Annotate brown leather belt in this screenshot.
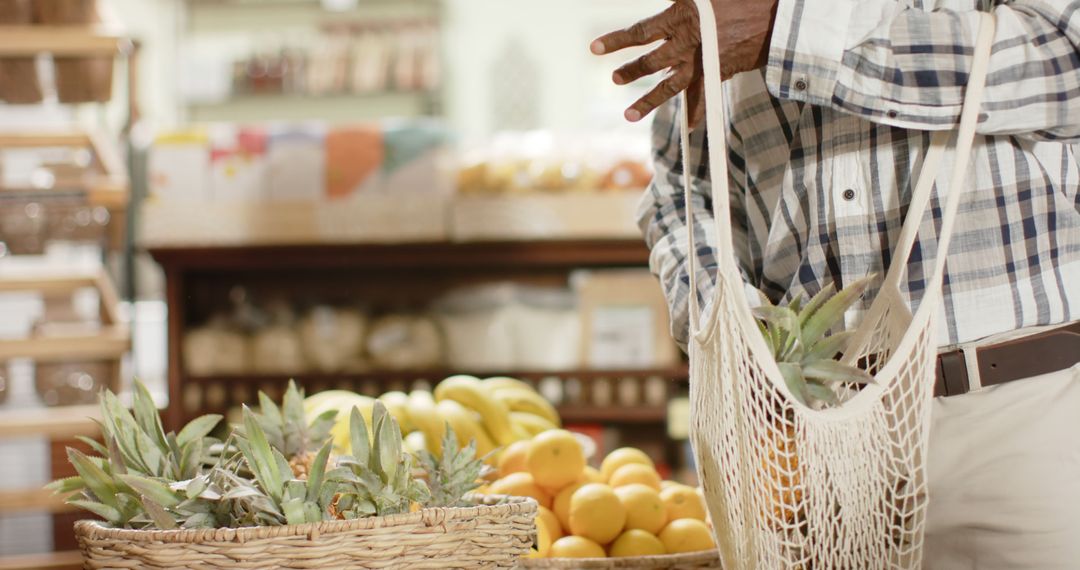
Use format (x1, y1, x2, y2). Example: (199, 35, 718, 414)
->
(934, 321, 1080, 397)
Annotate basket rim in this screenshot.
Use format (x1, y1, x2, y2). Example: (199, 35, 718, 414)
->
(75, 494, 537, 545)
(519, 549, 720, 568)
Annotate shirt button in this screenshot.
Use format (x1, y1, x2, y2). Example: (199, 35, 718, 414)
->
(842, 189, 856, 201)
(794, 79, 808, 91)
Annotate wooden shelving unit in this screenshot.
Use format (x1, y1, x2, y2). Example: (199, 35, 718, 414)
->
(0, 25, 127, 56)
(147, 239, 685, 432)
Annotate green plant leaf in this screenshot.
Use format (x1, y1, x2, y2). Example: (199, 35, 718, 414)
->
(802, 359, 874, 385)
(68, 499, 123, 524)
(67, 448, 119, 509)
(804, 381, 841, 406)
(75, 436, 109, 457)
(305, 440, 334, 503)
(375, 402, 401, 483)
(802, 330, 855, 364)
(800, 275, 875, 349)
(282, 497, 307, 526)
(118, 474, 181, 508)
(185, 476, 208, 500)
(777, 362, 809, 407)
(240, 407, 284, 502)
(182, 512, 216, 529)
(45, 476, 85, 494)
(132, 380, 168, 452)
(799, 282, 838, 327)
(177, 414, 223, 448)
(139, 495, 177, 530)
(349, 407, 370, 467)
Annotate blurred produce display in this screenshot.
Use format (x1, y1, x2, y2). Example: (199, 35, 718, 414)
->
(456, 132, 652, 195)
(148, 121, 451, 203)
(181, 276, 677, 377)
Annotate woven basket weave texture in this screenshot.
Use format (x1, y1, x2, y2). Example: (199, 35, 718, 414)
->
(75, 495, 537, 569)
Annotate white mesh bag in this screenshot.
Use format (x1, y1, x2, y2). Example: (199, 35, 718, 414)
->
(681, 4, 996, 568)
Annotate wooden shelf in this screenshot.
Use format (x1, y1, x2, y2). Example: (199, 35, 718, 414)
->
(0, 488, 75, 515)
(0, 405, 100, 439)
(559, 406, 667, 424)
(0, 551, 82, 570)
(0, 26, 126, 57)
(188, 367, 688, 385)
(186, 91, 437, 123)
(148, 239, 651, 271)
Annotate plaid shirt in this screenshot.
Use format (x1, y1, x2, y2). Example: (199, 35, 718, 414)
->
(638, 0, 1080, 350)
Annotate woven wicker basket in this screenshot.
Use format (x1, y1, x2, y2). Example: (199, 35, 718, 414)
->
(518, 550, 721, 569)
(75, 495, 537, 569)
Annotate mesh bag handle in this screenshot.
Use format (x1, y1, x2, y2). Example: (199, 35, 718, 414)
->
(682, 7, 996, 372)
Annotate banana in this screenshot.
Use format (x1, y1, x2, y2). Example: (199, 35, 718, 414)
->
(510, 411, 559, 437)
(436, 399, 497, 457)
(434, 375, 517, 446)
(378, 391, 414, 433)
(482, 376, 536, 394)
(303, 391, 375, 454)
(493, 387, 561, 427)
(407, 390, 445, 456)
(403, 430, 427, 455)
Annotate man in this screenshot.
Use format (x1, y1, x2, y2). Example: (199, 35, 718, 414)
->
(592, 0, 1080, 567)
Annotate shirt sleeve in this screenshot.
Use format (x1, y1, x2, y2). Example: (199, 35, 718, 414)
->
(636, 97, 758, 353)
(765, 0, 1080, 142)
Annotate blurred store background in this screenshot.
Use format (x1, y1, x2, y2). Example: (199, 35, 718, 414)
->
(0, 0, 690, 565)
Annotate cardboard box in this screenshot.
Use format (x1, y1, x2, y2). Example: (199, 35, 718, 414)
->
(574, 269, 680, 369)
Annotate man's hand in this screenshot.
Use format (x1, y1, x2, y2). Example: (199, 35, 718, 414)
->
(591, 0, 779, 127)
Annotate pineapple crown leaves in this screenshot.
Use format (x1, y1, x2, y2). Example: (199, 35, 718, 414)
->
(249, 380, 336, 459)
(331, 403, 430, 518)
(755, 275, 877, 408)
(234, 405, 337, 526)
(46, 381, 223, 528)
(418, 425, 492, 508)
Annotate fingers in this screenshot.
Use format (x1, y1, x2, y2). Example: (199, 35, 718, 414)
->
(625, 63, 695, 122)
(613, 40, 685, 86)
(591, 7, 674, 55)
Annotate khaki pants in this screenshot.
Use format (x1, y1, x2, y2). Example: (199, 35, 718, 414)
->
(924, 362, 1080, 568)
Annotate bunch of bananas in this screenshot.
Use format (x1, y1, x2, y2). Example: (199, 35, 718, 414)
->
(304, 375, 561, 463)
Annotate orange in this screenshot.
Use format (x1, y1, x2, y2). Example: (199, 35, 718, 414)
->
(608, 529, 666, 557)
(552, 481, 586, 531)
(609, 463, 662, 491)
(527, 429, 586, 491)
(659, 518, 715, 553)
(615, 483, 667, 535)
(489, 472, 552, 509)
(549, 536, 606, 558)
(568, 483, 627, 545)
(600, 448, 654, 481)
(535, 514, 553, 557)
(581, 466, 604, 484)
(498, 440, 532, 477)
(537, 506, 564, 540)
(660, 485, 707, 521)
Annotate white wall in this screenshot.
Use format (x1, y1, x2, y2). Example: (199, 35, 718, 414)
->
(442, 0, 665, 141)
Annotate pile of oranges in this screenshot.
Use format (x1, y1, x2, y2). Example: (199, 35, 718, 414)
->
(479, 430, 716, 559)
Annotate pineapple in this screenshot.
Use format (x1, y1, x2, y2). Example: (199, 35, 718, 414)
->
(417, 426, 493, 508)
(247, 380, 336, 479)
(752, 276, 875, 526)
(50, 381, 486, 531)
(233, 406, 337, 526)
(329, 403, 430, 518)
(45, 380, 227, 529)
(754, 275, 875, 408)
